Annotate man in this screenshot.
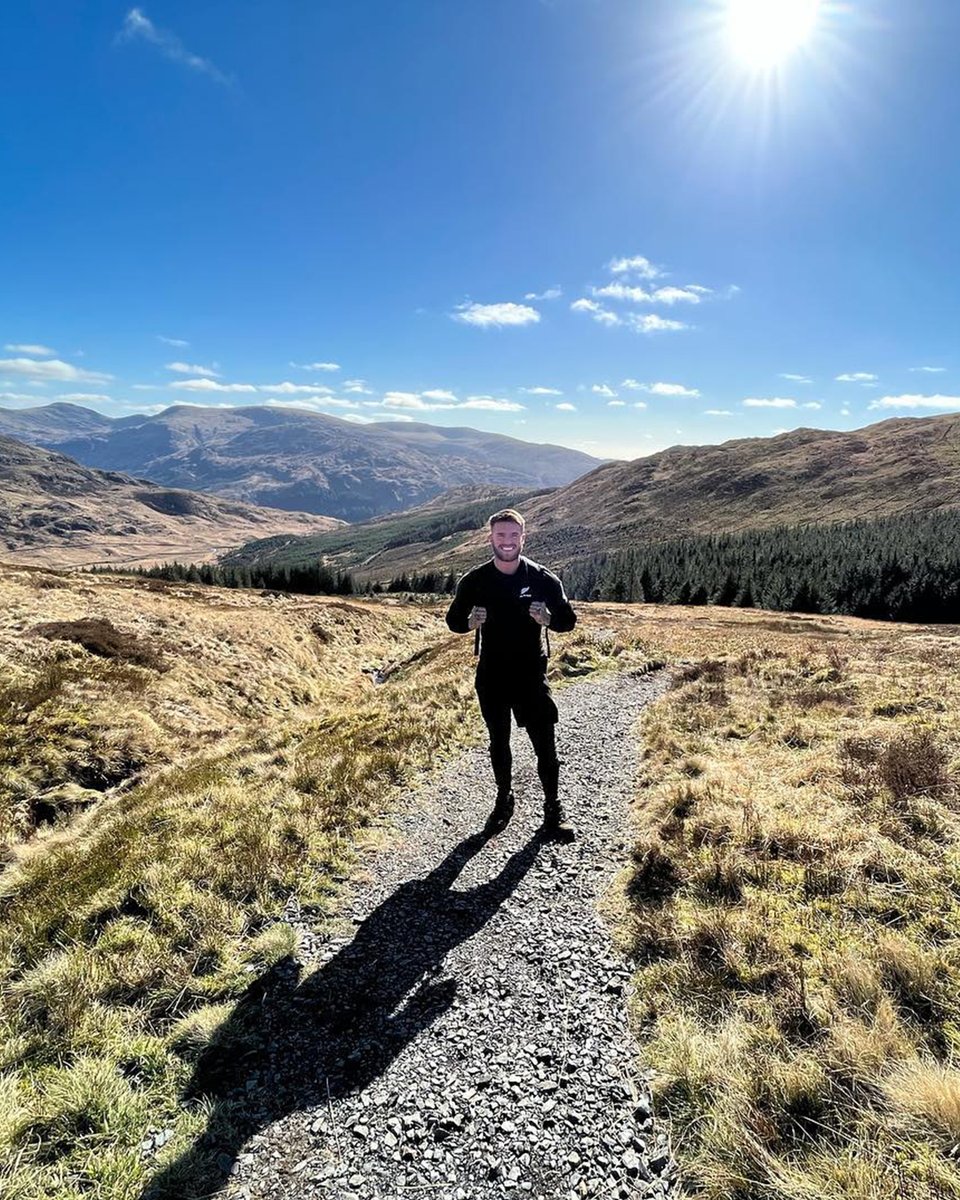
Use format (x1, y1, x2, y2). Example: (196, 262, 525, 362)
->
(445, 509, 577, 841)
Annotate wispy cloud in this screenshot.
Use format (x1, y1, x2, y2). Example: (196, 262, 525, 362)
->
(909, 365, 946, 374)
(802, 402, 823, 410)
(289, 361, 341, 372)
(4, 343, 56, 356)
(377, 391, 524, 413)
(520, 386, 563, 396)
(421, 389, 458, 402)
(157, 335, 189, 347)
(343, 379, 374, 395)
(607, 254, 662, 279)
(117, 9, 231, 86)
(262, 397, 358, 411)
(258, 382, 335, 396)
(56, 393, 114, 403)
(170, 378, 257, 393)
(0, 357, 112, 384)
(704, 409, 733, 416)
(780, 373, 813, 383)
(835, 372, 877, 383)
(0, 392, 44, 405)
(743, 397, 798, 408)
(166, 361, 220, 377)
(461, 396, 524, 412)
(867, 394, 960, 411)
(607, 400, 626, 407)
(626, 381, 700, 398)
(591, 384, 617, 398)
(556, 402, 577, 412)
(592, 283, 702, 306)
(452, 302, 540, 328)
(626, 313, 687, 334)
(524, 287, 562, 301)
(570, 298, 619, 327)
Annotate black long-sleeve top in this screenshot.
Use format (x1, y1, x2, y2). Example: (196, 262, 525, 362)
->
(445, 556, 576, 673)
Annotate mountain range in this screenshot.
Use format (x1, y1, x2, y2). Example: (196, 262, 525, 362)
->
(0, 403, 602, 522)
(223, 414, 960, 582)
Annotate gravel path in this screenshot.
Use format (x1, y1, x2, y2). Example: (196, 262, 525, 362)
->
(149, 668, 675, 1200)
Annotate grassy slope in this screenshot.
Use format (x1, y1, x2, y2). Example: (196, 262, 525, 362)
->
(3, 569, 960, 1199)
(0, 567, 638, 1200)
(617, 607, 960, 1199)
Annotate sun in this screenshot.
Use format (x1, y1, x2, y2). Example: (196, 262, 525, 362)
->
(726, 0, 821, 69)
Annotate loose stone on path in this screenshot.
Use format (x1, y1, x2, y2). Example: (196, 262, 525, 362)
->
(221, 670, 676, 1199)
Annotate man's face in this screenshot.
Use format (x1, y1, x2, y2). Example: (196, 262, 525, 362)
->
(489, 520, 524, 563)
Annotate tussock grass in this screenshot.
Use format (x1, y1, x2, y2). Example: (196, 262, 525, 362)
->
(0, 569, 639, 1196)
(625, 610, 960, 1197)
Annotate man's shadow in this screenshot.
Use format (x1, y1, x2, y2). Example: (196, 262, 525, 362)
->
(144, 829, 546, 1199)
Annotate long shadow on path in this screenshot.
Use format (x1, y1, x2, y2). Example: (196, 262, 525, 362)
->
(144, 829, 546, 1198)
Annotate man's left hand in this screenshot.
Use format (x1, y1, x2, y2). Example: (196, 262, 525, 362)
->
(529, 601, 551, 627)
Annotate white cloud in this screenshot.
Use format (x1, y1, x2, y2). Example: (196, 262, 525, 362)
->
(592, 283, 653, 303)
(462, 396, 525, 411)
(56, 393, 114, 403)
(743, 397, 798, 408)
(608, 254, 661, 279)
(170, 378, 257, 393)
(117, 8, 231, 85)
(343, 380, 374, 394)
(421, 389, 458, 402)
(452, 302, 540, 328)
(258, 382, 335, 395)
(704, 409, 733, 416)
(607, 400, 626, 407)
(639, 382, 700, 398)
(555, 402, 577, 412)
(780, 373, 813, 383)
(909, 366, 946, 373)
(132, 384, 162, 390)
(841, 408, 851, 416)
(520, 386, 563, 396)
(342, 413, 377, 424)
(524, 287, 562, 301)
(382, 392, 425, 409)
(632, 401, 648, 409)
(570, 298, 620, 327)
(591, 384, 617, 398)
(0, 392, 43, 405)
(157, 335, 189, 347)
(626, 313, 687, 334)
(289, 361, 341, 372)
(835, 372, 878, 383)
(802, 402, 823, 410)
(0, 357, 112, 383)
(651, 287, 702, 305)
(166, 361, 220, 377)
(867, 394, 960, 411)
(4, 343, 57, 356)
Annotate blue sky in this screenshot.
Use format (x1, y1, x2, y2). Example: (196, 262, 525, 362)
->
(2, 0, 958, 460)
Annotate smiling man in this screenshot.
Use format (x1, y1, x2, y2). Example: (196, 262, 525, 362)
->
(445, 509, 577, 841)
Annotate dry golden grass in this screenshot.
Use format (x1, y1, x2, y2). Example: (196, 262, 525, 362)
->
(619, 604, 960, 1199)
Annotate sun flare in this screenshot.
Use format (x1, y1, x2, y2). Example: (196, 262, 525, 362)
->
(726, 0, 821, 68)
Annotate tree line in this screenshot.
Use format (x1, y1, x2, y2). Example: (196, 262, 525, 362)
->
(558, 508, 960, 623)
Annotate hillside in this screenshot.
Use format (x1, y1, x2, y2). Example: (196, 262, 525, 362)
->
(2, 561, 959, 1199)
(0, 435, 340, 567)
(0, 402, 603, 521)
(226, 414, 960, 584)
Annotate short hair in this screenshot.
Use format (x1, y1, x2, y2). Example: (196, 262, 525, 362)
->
(488, 508, 525, 531)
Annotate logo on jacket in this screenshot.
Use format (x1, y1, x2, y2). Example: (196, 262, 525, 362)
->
(519, 586, 531, 597)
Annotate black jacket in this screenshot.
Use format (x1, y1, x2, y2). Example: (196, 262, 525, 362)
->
(445, 557, 576, 672)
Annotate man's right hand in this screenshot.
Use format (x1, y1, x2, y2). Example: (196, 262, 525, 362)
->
(467, 606, 487, 630)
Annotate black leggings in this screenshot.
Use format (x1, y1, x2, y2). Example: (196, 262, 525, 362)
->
(476, 673, 560, 801)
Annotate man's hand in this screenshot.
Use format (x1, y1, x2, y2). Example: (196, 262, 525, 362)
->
(529, 601, 551, 627)
(467, 606, 487, 630)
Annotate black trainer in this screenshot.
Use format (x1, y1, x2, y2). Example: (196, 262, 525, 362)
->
(542, 800, 575, 843)
(483, 790, 515, 835)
